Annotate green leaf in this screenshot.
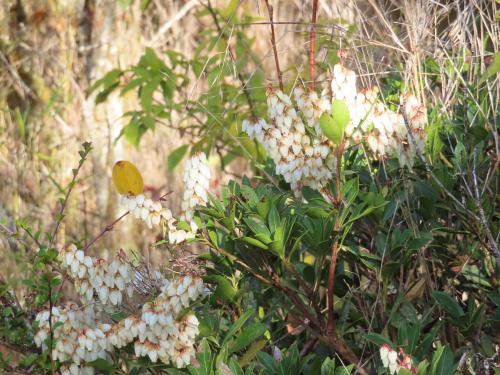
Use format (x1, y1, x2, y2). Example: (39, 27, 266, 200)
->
(331, 99, 350, 129)
(229, 322, 267, 353)
(121, 77, 144, 95)
(123, 120, 146, 147)
(399, 369, 413, 375)
(241, 236, 268, 250)
(222, 310, 253, 347)
(416, 360, 430, 375)
(239, 339, 267, 368)
(430, 346, 445, 375)
(140, 75, 162, 112)
(220, 0, 238, 18)
(334, 364, 354, 375)
(88, 358, 114, 372)
(433, 346, 457, 375)
(320, 113, 342, 145)
(203, 275, 236, 301)
(243, 216, 271, 237)
(319, 100, 350, 145)
(228, 358, 245, 375)
(166, 369, 186, 375)
(188, 339, 213, 375)
(89, 68, 122, 94)
(321, 357, 336, 375)
(432, 291, 464, 319)
(143, 47, 168, 73)
(168, 145, 189, 171)
(267, 205, 279, 233)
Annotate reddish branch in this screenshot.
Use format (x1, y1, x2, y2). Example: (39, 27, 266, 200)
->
(264, 0, 284, 91)
(327, 143, 345, 335)
(309, 0, 319, 90)
(83, 211, 130, 251)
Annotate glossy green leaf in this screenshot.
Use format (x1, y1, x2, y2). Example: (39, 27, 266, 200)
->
(167, 144, 189, 171)
(432, 291, 464, 319)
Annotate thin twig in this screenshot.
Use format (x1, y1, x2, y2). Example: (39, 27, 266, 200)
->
(83, 211, 130, 252)
(263, 0, 284, 91)
(149, 0, 200, 46)
(236, 21, 345, 32)
(309, 0, 319, 90)
(48, 144, 91, 249)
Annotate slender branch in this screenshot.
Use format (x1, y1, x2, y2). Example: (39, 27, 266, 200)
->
(327, 144, 345, 334)
(309, 0, 319, 90)
(83, 211, 130, 252)
(235, 21, 345, 31)
(263, 0, 284, 91)
(327, 241, 339, 334)
(49, 142, 92, 249)
(283, 259, 324, 327)
(299, 337, 318, 357)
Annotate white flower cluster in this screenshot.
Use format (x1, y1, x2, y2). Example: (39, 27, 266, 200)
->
(59, 245, 133, 305)
(243, 88, 335, 195)
(107, 274, 206, 367)
(169, 151, 211, 244)
(329, 64, 427, 168)
(120, 193, 173, 229)
(293, 86, 330, 135)
(379, 344, 414, 374)
(243, 64, 427, 188)
(34, 275, 207, 372)
(34, 304, 108, 370)
(60, 364, 95, 375)
(180, 152, 210, 223)
(119, 152, 210, 245)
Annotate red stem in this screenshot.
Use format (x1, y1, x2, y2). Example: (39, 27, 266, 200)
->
(264, 0, 284, 91)
(309, 0, 318, 90)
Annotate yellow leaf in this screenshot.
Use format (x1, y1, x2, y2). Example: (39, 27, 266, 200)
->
(112, 160, 144, 196)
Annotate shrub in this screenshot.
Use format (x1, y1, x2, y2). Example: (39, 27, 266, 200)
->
(1, 1, 498, 375)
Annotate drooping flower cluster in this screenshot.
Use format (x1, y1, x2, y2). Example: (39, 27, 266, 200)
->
(59, 364, 95, 375)
(59, 245, 134, 305)
(34, 274, 207, 372)
(242, 64, 427, 191)
(180, 152, 210, 224)
(34, 304, 108, 370)
(120, 193, 173, 229)
(106, 274, 206, 367)
(293, 85, 330, 136)
(118, 152, 210, 245)
(243, 88, 334, 195)
(329, 64, 427, 168)
(380, 344, 416, 374)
